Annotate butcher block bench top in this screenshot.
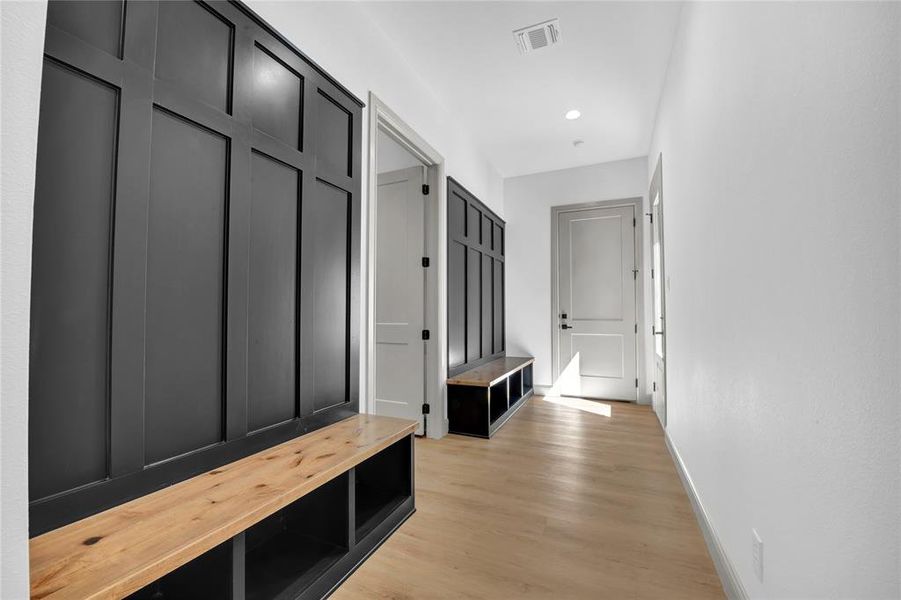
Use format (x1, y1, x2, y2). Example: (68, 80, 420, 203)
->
(446, 356, 534, 388)
(30, 414, 417, 600)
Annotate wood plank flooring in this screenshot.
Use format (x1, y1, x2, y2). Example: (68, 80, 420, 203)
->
(334, 395, 723, 600)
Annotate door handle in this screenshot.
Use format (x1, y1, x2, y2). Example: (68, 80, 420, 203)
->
(561, 324, 572, 330)
(652, 325, 664, 335)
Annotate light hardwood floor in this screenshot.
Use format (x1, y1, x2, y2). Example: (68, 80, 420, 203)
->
(334, 395, 724, 600)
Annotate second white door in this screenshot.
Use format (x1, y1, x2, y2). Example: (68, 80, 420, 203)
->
(556, 204, 637, 400)
(375, 166, 426, 431)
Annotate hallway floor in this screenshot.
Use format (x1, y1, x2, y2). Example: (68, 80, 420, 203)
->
(334, 396, 724, 599)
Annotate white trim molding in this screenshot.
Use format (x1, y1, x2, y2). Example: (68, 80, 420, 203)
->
(366, 92, 448, 439)
(665, 431, 749, 600)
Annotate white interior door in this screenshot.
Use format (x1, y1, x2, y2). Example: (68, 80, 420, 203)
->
(556, 205, 637, 400)
(375, 166, 426, 431)
(651, 180, 667, 426)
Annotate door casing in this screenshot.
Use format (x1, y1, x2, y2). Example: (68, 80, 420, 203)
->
(550, 197, 647, 403)
(649, 154, 667, 426)
(366, 93, 447, 438)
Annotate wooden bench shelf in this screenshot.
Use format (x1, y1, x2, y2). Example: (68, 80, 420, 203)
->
(447, 357, 534, 438)
(30, 415, 417, 600)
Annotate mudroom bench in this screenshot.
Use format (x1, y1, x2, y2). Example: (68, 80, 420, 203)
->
(29, 415, 416, 600)
(447, 357, 534, 438)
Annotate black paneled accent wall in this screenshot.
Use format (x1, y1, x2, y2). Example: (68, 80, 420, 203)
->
(447, 178, 505, 377)
(29, 0, 363, 535)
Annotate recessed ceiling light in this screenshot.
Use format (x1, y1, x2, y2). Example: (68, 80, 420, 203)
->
(565, 109, 581, 120)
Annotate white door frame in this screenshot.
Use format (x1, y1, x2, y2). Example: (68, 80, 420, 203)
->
(366, 92, 447, 438)
(648, 154, 667, 425)
(550, 197, 647, 403)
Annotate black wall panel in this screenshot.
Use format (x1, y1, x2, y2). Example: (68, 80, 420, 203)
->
(29, 59, 119, 500)
(248, 152, 299, 432)
(481, 254, 493, 357)
(145, 109, 228, 465)
(46, 0, 123, 58)
(252, 44, 302, 150)
(317, 91, 352, 177)
(448, 242, 467, 369)
(493, 259, 505, 354)
(446, 178, 505, 377)
(466, 247, 481, 363)
(30, 0, 363, 535)
(303, 181, 349, 413)
(155, 1, 234, 113)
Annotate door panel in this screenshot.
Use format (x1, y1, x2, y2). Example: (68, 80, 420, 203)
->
(557, 205, 637, 400)
(375, 166, 426, 429)
(570, 215, 624, 320)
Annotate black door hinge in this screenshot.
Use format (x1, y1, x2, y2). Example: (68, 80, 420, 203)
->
(653, 381, 657, 392)
(635, 378, 639, 388)
(422, 403, 431, 415)
(634, 323, 638, 334)
(422, 329, 430, 340)
(633, 217, 636, 227)
(422, 256, 430, 268)
(422, 184, 430, 195)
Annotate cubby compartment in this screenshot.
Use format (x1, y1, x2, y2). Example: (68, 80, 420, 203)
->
(245, 475, 349, 600)
(126, 539, 233, 600)
(488, 380, 508, 425)
(522, 364, 533, 395)
(508, 369, 523, 406)
(355, 437, 412, 541)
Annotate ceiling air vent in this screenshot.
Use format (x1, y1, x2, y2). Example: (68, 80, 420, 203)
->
(513, 19, 561, 55)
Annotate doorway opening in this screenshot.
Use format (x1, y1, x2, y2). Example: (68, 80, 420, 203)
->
(549, 198, 645, 402)
(366, 93, 446, 438)
(648, 154, 667, 426)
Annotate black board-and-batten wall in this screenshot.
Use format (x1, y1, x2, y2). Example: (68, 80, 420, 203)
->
(29, 0, 363, 535)
(446, 177, 506, 378)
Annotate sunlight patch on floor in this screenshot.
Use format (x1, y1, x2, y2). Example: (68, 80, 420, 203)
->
(542, 395, 612, 417)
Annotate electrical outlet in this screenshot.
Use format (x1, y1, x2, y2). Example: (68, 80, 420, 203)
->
(752, 529, 764, 582)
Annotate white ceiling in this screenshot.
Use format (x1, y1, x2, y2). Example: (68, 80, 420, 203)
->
(360, 2, 682, 178)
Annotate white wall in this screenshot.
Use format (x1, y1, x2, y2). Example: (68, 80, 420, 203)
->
(504, 158, 649, 390)
(649, 3, 900, 598)
(0, 2, 47, 596)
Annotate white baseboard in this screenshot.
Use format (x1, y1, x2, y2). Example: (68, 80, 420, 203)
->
(534, 385, 552, 396)
(664, 431, 749, 600)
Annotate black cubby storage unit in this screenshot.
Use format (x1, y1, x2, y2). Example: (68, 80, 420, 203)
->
(447, 359, 534, 438)
(124, 436, 415, 600)
(30, 0, 364, 536)
(446, 177, 505, 378)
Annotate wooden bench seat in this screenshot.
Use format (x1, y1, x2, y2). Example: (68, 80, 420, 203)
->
(446, 356, 534, 387)
(30, 415, 416, 600)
